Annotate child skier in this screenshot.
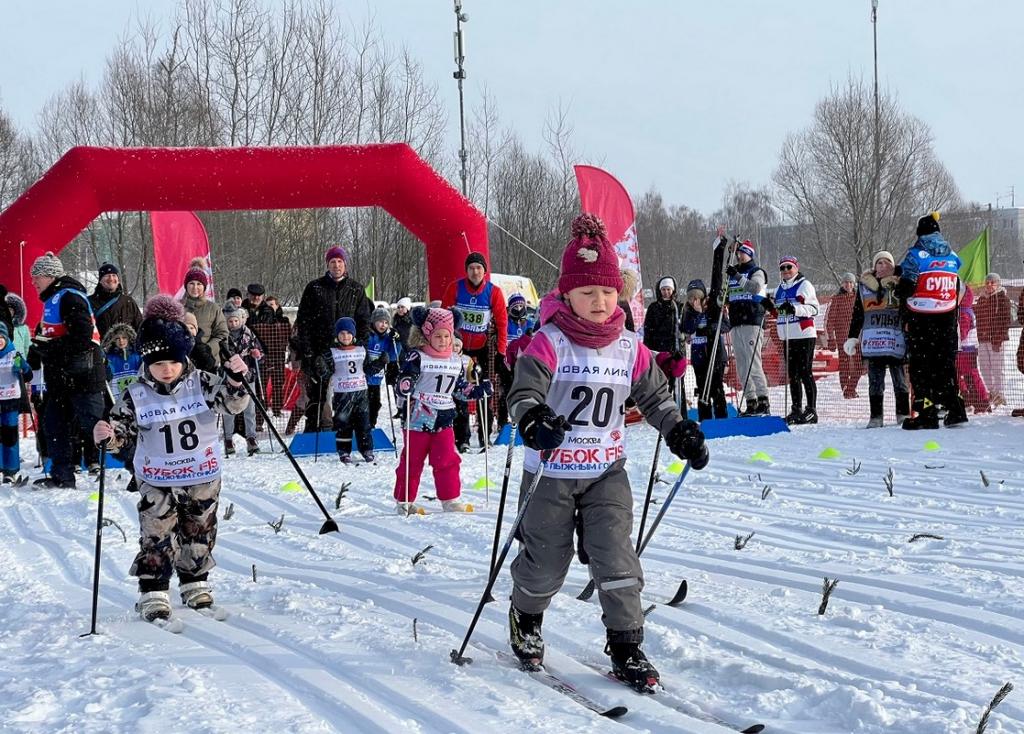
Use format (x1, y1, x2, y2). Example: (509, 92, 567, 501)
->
(320, 317, 387, 464)
(0, 323, 32, 483)
(681, 279, 730, 420)
(393, 306, 491, 514)
(222, 304, 263, 456)
(957, 286, 990, 413)
(92, 295, 250, 623)
(366, 307, 402, 429)
(506, 214, 709, 689)
(103, 323, 142, 397)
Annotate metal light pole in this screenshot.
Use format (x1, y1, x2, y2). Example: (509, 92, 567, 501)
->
(871, 0, 881, 249)
(453, 1, 469, 196)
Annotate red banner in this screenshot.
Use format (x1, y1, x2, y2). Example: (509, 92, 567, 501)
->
(150, 211, 214, 298)
(573, 165, 644, 328)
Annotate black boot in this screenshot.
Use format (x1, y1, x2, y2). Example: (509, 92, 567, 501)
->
(866, 395, 884, 428)
(801, 407, 818, 424)
(784, 404, 805, 425)
(895, 391, 910, 424)
(902, 399, 939, 430)
(740, 398, 758, 417)
(509, 605, 544, 669)
(943, 396, 969, 427)
(755, 395, 770, 415)
(606, 634, 660, 692)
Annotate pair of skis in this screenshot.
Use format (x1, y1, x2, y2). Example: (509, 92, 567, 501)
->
(497, 649, 765, 732)
(144, 605, 229, 634)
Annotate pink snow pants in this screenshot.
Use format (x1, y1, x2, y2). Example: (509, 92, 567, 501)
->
(394, 427, 462, 503)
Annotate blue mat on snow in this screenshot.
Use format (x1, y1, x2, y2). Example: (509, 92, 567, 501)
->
(288, 429, 396, 456)
(685, 403, 739, 421)
(698, 415, 789, 439)
(494, 423, 523, 446)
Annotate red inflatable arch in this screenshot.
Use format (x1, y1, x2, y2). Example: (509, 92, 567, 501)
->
(0, 144, 488, 325)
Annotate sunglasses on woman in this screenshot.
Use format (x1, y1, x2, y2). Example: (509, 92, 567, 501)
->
(779, 264, 794, 271)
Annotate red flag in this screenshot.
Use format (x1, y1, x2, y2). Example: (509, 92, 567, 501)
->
(573, 166, 644, 327)
(150, 211, 214, 298)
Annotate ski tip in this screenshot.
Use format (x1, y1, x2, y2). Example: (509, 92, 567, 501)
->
(464, 503, 475, 513)
(602, 705, 629, 718)
(741, 726, 765, 733)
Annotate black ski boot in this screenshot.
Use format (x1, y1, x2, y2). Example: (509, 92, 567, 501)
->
(943, 398, 969, 427)
(755, 395, 770, 415)
(739, 398, 758, 417)
(784, 406, 805, 425)
(866, 395, 884, 428)
(802, 407, 818, 424)
(902, 401, 940, 430)
(509, 605, 544, 669)
(606, 639, 660, 692)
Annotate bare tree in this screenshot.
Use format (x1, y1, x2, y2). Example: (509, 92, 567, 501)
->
(774, 77, 961, 281)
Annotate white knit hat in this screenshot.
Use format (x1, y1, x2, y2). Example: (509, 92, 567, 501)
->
(397, 297, 413, 309)
(873, 250, 895, 267)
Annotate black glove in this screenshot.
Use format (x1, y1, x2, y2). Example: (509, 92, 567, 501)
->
(313, 352, 334, 382)
(666, 420, 709, 470)
(777, 301, 796, 316)
(671, 349, 685, 362)
(725, 265, 738, 278)
(519, 404, 570, 451)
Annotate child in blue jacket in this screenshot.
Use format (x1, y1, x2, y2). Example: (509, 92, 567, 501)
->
(0, 323, 32, 482)
(366, 307, 402, 428)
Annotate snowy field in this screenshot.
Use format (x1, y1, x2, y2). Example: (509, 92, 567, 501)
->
(2, 417, 1024, 733)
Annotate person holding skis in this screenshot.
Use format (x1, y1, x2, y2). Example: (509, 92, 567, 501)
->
(393, 306, 491, 514)
(774, 256, 820, 425)
(92, 295, 250, 624)
(506, 213, 709, 690)
(726, 240, 772, 416)
(845, 250, 910, 427)
(317, 317, 387, 464)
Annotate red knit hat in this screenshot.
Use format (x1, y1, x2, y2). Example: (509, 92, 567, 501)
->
(779, 255, 799, 268)
(183, 266, 209, 290)
(558, 214, 623, 294)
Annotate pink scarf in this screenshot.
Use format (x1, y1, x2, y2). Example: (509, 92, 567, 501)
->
(420, 342, 452, 360)
(541, 292, 625, 349)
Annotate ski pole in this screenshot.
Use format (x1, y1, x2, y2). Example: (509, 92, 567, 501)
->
(577, 460, 692, 602)
(314, 378, 324, 464)
(81, 442, 108, 637)
(224, 345, 339, 533)
(480, 371, 491, 505)
(702, 237, 737, 405)
(451, 447, 555, 666)
(385, 376, 397, 446)
(253, 358, 273, 453)
(738, 310, 769, 410)
(484, 425, 517, 604)
(634, 433, 663, 554)
(403, 390, 412, 509)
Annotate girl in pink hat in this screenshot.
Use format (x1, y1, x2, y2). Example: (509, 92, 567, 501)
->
(393, 306, 491, 514)
(505, 213, 709, 690)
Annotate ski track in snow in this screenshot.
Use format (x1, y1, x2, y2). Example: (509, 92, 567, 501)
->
(2, 418, 1024, 732)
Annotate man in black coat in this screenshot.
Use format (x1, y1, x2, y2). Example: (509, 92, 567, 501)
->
(88, 262, 143, 338)
(28, 252, 107, 488)
(242, 283, 278, 325)
(295, 246, 373, 431)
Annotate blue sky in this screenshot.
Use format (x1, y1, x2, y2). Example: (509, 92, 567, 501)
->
(1, 1, 1020, 214)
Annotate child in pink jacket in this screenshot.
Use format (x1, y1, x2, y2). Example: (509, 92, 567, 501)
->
(393, 307, 491, 515)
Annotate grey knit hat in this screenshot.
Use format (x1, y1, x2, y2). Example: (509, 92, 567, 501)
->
(841, 272, 857, 284)
(371, 306, 391, 326)
(223, 303, 247, 323)
(30, 251, 65, 279)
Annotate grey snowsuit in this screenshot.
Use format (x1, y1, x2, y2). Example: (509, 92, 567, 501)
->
(108, 363, 249, 591)
(507, 324, 685, 638)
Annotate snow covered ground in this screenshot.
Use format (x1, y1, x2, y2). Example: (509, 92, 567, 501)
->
(3, 417, 1024, 733)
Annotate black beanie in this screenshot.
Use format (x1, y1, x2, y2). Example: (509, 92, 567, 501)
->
(465, 252, 487, 272)
(916, 212, 940, 237)
(137, 318, 194, 366)
(98, 262, 120, 278)
(226, 287, 243, 300)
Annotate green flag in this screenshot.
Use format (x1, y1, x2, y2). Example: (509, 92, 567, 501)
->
(365, 276, 375, 301)
(957, 228, 989, 286)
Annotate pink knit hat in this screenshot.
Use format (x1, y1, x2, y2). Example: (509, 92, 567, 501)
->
(779, 255, 799, 268)
(558, 214, 623, 294)
(419, 307, 455, 339)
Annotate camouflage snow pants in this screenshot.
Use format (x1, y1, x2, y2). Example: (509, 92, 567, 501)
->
(130, 478, 221, 589)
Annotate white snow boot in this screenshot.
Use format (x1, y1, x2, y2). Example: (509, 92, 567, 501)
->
(442, 499, 469, 512)
(180, 581, 214, 609)
(396, 501, 425, 516)
(136, 590, 172, 621)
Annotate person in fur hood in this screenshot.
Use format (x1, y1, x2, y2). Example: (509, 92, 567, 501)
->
(846, 250, 910, 427)
(103, 323, 142, 398)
